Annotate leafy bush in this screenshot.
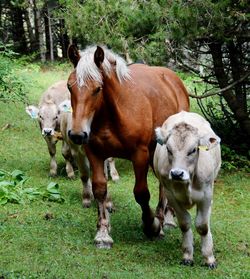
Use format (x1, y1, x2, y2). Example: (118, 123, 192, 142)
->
(221, 145, 250, 172)
(0, 169, 64, 205)
(0, 50, 28, 103)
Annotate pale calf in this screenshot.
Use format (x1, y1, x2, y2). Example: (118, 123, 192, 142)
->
(26, 80, 74, 178)
(153, 111, 221, 268)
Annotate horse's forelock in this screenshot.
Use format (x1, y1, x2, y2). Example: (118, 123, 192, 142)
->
(76, 45, 131, 87)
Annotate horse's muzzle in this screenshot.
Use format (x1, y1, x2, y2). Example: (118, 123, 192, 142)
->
(68, 130, 88, 145)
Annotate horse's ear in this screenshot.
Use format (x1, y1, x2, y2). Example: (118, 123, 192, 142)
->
(94, 46, 104, 68)
(68, 44, 80, 68)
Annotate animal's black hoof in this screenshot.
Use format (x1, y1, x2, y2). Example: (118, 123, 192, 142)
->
(205, 262, 217, 269)
(181, 259, 194, 266)
(143, 218, 161, 238)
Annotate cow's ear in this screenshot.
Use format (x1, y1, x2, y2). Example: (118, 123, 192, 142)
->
(94, 46, 104, 68)
(199, 134, 221, 150)
(58, 100, 72, 113)
(155, 127, 170, 145)
(25, 105, 39, 119)
(68, 44, 80, 68)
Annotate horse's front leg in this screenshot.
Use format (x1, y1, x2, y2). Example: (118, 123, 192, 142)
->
(155, 183, 176, 236)
(86, 149, 113, 248)
(132, 148, 161, 238)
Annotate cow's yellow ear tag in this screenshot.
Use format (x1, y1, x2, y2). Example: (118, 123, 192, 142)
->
(198, 145, 209, 151)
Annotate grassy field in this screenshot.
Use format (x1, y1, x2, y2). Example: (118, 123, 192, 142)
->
(0, 64, 249, 278)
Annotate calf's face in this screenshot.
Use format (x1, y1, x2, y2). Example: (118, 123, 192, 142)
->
(165, 123, 199, 182)
(156, 122, 220, 183)
(26, 103, 60, 137)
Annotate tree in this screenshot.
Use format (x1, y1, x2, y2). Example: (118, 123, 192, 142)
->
(164, 0, 249, 150)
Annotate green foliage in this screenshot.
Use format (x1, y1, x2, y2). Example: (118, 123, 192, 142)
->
(221, 145, 250, 172)
(58, 0, 168, 64)
(0, 170, 64, 205)
(0, 54, 28, 103)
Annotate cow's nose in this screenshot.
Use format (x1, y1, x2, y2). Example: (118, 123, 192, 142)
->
(43, 128, 53, 136)
(170, 169, 184, 180)
(68, 130, 88, 145)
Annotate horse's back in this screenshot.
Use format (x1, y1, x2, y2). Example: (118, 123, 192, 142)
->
(128, 64, 189, 126)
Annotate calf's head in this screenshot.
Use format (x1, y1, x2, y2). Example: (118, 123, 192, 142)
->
(26, 96, 60, 137)
(155, 122, 220, 183)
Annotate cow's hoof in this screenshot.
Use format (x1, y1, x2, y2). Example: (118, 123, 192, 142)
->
(111, 173, 119, 182)
(94, 230, 113, 249)
(106, 201, 114, 213)
(181, 259, 194, 266)
(205, 262, 217, 269)
(67, 173, 75, 180)
(49, 172, 57, 177)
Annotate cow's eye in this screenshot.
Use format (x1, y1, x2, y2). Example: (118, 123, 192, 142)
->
(187, 148, 196, 156)
(39, 115, 44, 120)
(167, 147, 173, 156)
(53, 116, 58, 121)
(92, 87, 101, 96)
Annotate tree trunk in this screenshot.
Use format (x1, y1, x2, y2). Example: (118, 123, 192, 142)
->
(36, 6, 46, 62)
(209, 42, 250, 138)
(11, 5, 27, 54)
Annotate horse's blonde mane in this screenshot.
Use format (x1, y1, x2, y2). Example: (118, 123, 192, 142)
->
(76, 45, 131, 87)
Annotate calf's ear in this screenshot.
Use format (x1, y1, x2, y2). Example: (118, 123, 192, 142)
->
(68, 44, 80, 68)
(25, 105, 39, 119)
(155, 127, 170, 145)
(199, 134, 221, 150)
(58, 100, 72, 113)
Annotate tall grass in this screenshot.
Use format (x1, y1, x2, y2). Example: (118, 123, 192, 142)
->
(0, 63, 249, 279)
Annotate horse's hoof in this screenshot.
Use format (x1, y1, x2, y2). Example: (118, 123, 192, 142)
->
(143, 217, 161, 238)
(82, 199, 91, 208)
(181, 259, 194, 266)
(94, 231, 113, 249)
(95, 241, 113, 249)
(205, 262, 217, 269)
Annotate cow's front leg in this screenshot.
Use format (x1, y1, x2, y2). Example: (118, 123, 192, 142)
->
(196, 199, 216, 269)
(45, 137, 57, 177)
(108, 157, 120, 182)
(62, 140, 75, 179)
(170, 197, 194, 265)
(132, 148, 160, 238)
(86, 149, 113, 248)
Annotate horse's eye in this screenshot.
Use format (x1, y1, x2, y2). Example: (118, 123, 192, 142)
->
(187, 148, 197, 156)
(92, 87, 101, 96)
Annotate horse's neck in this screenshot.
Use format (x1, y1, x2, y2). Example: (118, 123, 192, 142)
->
(102, 74, 126, 118)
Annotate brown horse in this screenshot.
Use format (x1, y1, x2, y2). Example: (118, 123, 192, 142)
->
(67, 45, 190, 248)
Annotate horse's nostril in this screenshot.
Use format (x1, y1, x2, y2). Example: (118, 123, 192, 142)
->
(68, 130, 88, 145)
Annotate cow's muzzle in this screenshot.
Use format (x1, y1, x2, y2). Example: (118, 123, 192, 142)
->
(68, 130, 88, 145)
(43, 128, 54, 137)
(169, 168, 190, 181)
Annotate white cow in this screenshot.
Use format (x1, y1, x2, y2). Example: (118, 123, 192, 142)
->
(153, 111, 221, 268)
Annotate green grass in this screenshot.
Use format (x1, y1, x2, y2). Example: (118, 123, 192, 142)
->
(0, 65, 249, 278)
